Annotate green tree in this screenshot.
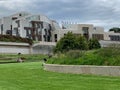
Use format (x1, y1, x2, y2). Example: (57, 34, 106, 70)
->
(76, 36, 88, 50)
(88, 38, 101, 50)
(109, 27, 120, 33)
(54, 32, 76, 52)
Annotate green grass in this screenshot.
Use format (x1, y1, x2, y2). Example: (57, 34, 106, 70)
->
(47, 49, 120, 66)
(0, 62, 120, 90)
(0, 54, 47, 63)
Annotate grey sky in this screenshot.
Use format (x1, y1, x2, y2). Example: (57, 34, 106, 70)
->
(0, 0, 120, 31)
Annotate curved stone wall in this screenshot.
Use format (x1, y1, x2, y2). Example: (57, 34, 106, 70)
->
(44, 64, 120, 76)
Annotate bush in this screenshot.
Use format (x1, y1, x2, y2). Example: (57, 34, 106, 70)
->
(88, 38, 101, 50)
(66, 50, 85, 59)
(54, 32, 101, 53)
(96, 44, 120, 58)
(76, 36, 88, 50)
(54, 32, 76, 52)
(47, 48, 120, 66)
(0, 35, 33, 45)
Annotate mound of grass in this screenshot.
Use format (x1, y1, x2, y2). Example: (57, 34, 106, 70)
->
(0, 54, 47, 63)
(47, 48, 120, 66)
(0, 62, 119, 90)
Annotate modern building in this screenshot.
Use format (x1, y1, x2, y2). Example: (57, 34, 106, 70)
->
(52, 24, 105, 42)
(0, 12, 120, 43)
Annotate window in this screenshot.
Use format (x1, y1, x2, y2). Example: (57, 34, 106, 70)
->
(54, 34, 57, 42)
(11, 25, 12, 30)
(109, 35, 120, 41)
(92, 34, 104, 40)
(12, 17, 17, 20)
(6, 30, 12, 35)
(16, 20, 20, 27)
(82, 27, 89, 34)
(19, 14, 22, 16)
(1, 24, 3, 34)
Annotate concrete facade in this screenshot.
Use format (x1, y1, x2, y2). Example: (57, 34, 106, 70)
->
(0, 12, 120, 47)
(44, 64, 120, 76)
(52, 24, 105, 42)
(0, 42, 30, 54)
(0, 42, 55, 54)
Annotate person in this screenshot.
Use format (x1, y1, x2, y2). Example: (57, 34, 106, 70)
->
(42, 58, 47, 66)
(17, 53, 23, 63)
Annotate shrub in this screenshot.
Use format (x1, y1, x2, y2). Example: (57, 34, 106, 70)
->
(76, 36, 88, 50)
(96, 44, 120, 58)
(55, 32, 76, 52)
(88, 38, 101, 50)
(66, 50, 85, 59)
(0, 35, 33, 45)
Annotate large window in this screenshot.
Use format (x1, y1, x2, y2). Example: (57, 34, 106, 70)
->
(109, 35, 120, 41)
(54, 34, 57, 42)
(1, 24, 3, 34)
(16, 20, 20, 27)
(92, 34, 104, 40)
(82, 27, 89, 34)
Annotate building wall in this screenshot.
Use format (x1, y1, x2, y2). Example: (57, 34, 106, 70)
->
(0, 42, 55, 55)
(0, 12, 120, 42)
(0, 17, 12, 35)
(52, 24, 105, 42)
(32, 45, 54, 54)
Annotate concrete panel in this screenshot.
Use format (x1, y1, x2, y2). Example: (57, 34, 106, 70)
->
(44, 64, 120, 76)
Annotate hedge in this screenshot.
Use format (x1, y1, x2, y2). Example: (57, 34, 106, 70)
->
(0, 35, 33, 45)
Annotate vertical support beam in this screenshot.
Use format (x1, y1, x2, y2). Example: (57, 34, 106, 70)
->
(29, 45, 33, 54)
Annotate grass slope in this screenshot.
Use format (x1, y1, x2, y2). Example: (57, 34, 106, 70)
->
(0, 62, 120, 90)
(0, 54, 47, 63)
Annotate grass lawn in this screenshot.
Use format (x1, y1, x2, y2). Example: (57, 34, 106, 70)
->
(0, 62, 119, 90)
(0, 54, 47, 63)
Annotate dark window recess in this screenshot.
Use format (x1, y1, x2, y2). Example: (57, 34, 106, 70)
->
(11, 25, 12, 30)
(1, 24, 3, 34)
(26, 30, 29, 36)
(44, 35, 47, 41)
(82, 27, 89, 40)
(109, 35, 120, 41)
(16, 20, 20, 27)
(82, 27, 89, 34)
(19, 14, 22, 16)
(47, 36, 50, 42)
(48, 30, 51, 36)
(49, 24, 52, 30)
(44, 29, 47, 35)
(12, 17, 17, 20)
(6, 30, 12, 35)
(54, 34, 57, 42)
(16, 29, 20, 37)
(92, 34, 104, 40)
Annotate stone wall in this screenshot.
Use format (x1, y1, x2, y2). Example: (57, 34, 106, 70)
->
(44, 64, 120, 76)
(0, 42, 55, 54)
(0, 42, 31, 54)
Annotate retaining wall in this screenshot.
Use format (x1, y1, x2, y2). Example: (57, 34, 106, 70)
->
(44, 64, 120, 76)
(0, 42, 31, 54)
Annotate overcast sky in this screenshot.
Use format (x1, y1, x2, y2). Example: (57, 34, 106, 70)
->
(0, 0, 120, 31)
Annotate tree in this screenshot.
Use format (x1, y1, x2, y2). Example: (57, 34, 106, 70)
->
(76, 36, 88, 50)
(88, 38, 101, 50)
(109, 27, 120, 33)
(54, 32, 76, 52)
(54, 32, 101, 53)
